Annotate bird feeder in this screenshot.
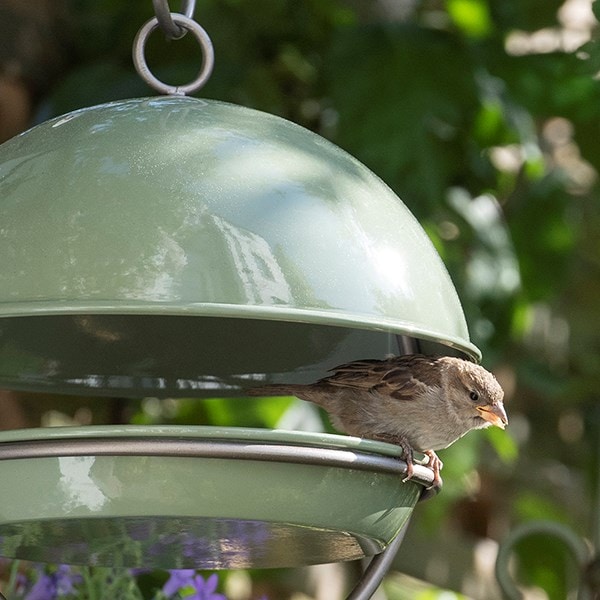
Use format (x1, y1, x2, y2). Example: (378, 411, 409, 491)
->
(0, 3, 481, 599)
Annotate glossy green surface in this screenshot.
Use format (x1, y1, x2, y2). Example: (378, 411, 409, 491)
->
(0, 426, 427, 567)
(0, 97, 479, 396)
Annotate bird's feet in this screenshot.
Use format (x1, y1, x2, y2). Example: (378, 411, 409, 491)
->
(423, 450, 443, 490)
(368, 435, 443, 491)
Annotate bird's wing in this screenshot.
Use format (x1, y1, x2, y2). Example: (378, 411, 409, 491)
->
(322, 357, 435, 400)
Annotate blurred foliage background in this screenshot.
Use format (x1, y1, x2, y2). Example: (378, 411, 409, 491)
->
(1, 0, 600, 598)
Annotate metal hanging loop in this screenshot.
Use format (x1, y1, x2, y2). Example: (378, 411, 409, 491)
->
(495, 520, 592, 600)
(132, 13, 214, 96)
(152, 0, 196, 39)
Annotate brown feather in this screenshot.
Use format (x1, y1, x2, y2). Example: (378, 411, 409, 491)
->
(319, 355, 442, 400)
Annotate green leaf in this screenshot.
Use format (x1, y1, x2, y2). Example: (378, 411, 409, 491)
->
(384, 573, 470, 599)
(593, 0, 600, 23)
(447, 0, 494, 38)
(484, 426, 518, 463)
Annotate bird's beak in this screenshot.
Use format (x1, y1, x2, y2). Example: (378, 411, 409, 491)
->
(477, 404, 508, 429)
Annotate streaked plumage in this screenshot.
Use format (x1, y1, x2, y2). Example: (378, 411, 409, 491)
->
(249, 354, 507, 488)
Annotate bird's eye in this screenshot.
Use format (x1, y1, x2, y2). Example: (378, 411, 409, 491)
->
(469, 391, 479, 402)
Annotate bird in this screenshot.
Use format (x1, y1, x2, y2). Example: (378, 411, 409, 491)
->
(248, 354, 507, 489)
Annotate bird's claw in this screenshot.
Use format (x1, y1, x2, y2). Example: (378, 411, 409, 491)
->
(369, 434, 442, 490)
(423, 450, 443, 490)
(401, 451, 443, 491)
(396, 439, 415, 483)
(401, 458, 414, 483)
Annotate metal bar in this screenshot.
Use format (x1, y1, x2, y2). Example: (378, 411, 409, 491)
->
(396, 335, 418, 356)
(346, 519, 410, 600)
(152, 0, 196, 39)
(0, 437, 434, 489)
(594, 408, 600, 551)
(495, 520, 592, 600)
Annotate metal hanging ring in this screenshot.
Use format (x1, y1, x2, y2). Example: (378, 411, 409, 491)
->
(495, 520, 592, 600)
(152, 0, 196, 39)
(132, 14, 214, 96)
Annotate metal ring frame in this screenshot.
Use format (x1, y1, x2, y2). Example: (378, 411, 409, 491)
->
(0, 435, 434, 600)
(0, 436, 434, 487)
(152, 0, 196, 39)
(132, 13, 214, 96)
(495, 520, 593, 600)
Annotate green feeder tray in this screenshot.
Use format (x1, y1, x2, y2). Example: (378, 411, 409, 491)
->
(0, 425, 433, 568)
(0, 96, 479, 398)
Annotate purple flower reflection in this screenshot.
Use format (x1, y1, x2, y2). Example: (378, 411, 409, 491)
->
(162, 569, 196, 597)
(25, 565, 81, 600)
(191, 574, 226, 600)
(162, 571, 226, 600)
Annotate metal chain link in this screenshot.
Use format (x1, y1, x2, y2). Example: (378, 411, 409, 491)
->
(152, 0, 196, 39)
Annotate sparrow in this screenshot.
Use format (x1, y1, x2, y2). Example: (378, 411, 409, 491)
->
(249, 354, 507, 489)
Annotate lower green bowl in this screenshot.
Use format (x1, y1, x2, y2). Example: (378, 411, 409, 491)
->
(0, 426, 432, 568)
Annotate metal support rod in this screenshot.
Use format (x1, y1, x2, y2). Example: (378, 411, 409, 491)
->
(593, 406, 600, 551)
(346, 519, 410, 600)
(495, 520, 592, 600)
(396, 335, 419, 356)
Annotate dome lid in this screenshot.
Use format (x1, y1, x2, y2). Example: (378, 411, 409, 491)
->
(0, 96, 479, 397)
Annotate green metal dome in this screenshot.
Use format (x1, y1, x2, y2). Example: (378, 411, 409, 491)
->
(0, 96, 479, 397)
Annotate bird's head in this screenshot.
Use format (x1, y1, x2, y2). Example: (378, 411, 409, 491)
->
(444, 358, 508, 431)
